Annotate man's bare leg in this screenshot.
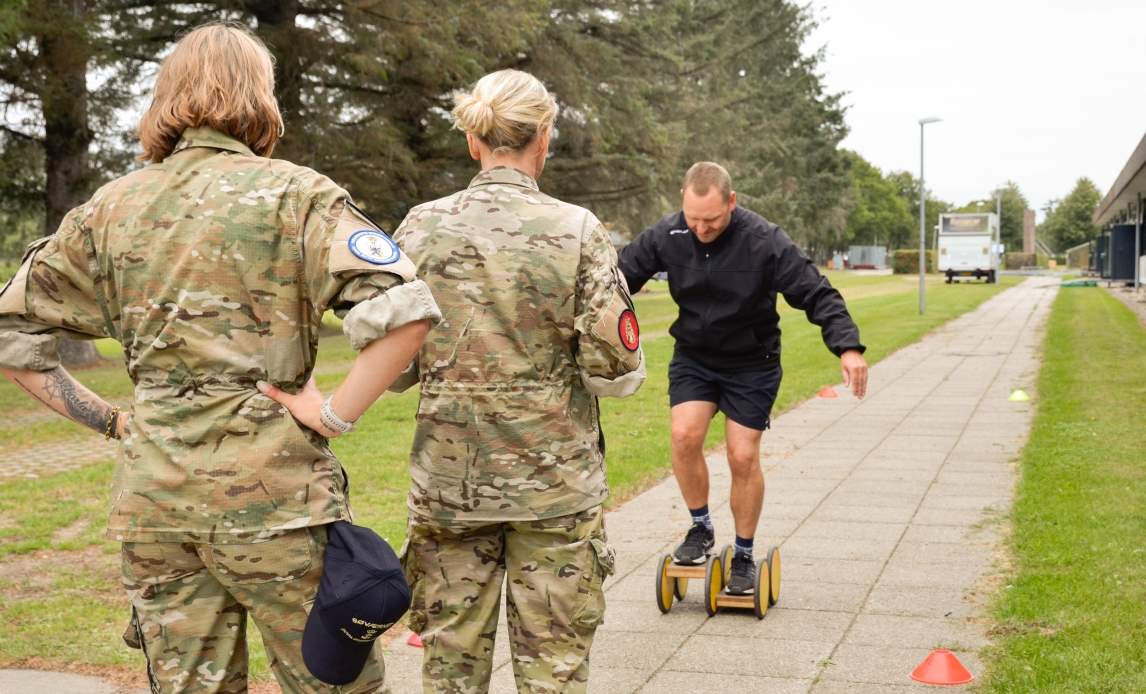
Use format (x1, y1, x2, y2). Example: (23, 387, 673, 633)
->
(670, 401, 718, 508)
(669, 401, 718, 563)
(724, 418, 766, 593)
(724, 418, 765, 539)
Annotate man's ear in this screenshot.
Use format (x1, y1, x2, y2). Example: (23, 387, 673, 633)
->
(728, 191, 737, 209)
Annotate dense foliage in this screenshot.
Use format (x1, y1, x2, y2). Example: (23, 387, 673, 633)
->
(1039, 177, 1101, 252)
(0, 0, 851, 256)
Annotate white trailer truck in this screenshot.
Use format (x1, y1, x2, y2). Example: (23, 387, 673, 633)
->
(938, 212, 999, 283)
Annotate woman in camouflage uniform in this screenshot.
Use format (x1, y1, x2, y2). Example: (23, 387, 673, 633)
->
(0, 24, 439, 693)
(392, 70, 646, 693)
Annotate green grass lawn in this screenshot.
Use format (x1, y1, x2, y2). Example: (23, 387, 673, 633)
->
(981, 287, 1146, 693)
(0, 270, 1019, 678)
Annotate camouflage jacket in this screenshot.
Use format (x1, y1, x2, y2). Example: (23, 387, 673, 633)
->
(0, 127, 439, 543)
(393, 166, 645, 522)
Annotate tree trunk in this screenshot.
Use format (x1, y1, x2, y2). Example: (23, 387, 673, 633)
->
(246, 0, 304, 159)
(38, 0, 101, 367)
(38, 0, 92, 235)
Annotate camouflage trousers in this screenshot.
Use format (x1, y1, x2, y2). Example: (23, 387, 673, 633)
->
(121, 525, 387, 694)
(402, 505, 615, 694)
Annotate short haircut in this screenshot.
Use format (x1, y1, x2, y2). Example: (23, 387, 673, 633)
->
(452, 70, 558, 154)
(682, 162, 733, 201)
(137, 23, 284, 163)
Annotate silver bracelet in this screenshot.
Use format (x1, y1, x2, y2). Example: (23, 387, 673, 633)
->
(319, 397, 356, 434)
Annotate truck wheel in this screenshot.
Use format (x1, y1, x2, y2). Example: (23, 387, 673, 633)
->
(945, 270, 953, 284)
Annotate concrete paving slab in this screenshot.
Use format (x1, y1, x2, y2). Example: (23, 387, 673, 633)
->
(585, 667, 651, 694)
(641, 671, 811, 694)
(843, 614, 989, 650)
(810, 681, 927, 694)
(822, 488, 924, 509)
(857, 450, 947, 469)
(846, 466, 937, 482)
(812, 504, 917, 524)
(875, 435, 960, 453)
(935, 470, 1015, 486)
(0, 670, 133, 694)
(697, 607, 853, 643)
(878, 559, 995, 589)
(789, 520, 905, 542)
(598, 599, 708, 634)
(588, 630, 687, 671)
(670, 635, 835, 679)
(782, 557, 886, 584)
(924, 482, 1010, 498)
(918, 493, 1010, 511)
(832, 479, 932, 496)
(382, 652, 427, 694)
(911, 506, 1004, 527)
(888, 541, 992, 568)
(780, 581, 871, 612)
(780, 537, 898, 562)
(863, 584, 978, 619)
(900, 523, 998, 544)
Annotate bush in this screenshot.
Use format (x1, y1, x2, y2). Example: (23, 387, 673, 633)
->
(892, 249, 935, 274)
(1005, 252, 1036, 269)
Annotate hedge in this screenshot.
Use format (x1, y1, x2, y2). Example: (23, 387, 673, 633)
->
(891, 249, 936, 274)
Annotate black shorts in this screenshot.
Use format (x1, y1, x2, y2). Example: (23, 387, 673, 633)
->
(668, 350, 782, 431)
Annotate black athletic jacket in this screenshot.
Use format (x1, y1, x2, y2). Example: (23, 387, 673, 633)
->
(619, 207, 864, 371)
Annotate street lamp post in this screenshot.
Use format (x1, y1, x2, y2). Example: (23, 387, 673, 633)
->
(995, 189, 1002, 284)
(918, 117, 941, 314)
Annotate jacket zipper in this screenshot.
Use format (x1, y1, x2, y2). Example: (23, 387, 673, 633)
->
(701, 249, 713, 333)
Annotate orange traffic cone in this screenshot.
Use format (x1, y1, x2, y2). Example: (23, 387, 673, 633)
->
(910, 648, 973, 685)
(407, 632, 424, 648)
(817, 386, 838, 399)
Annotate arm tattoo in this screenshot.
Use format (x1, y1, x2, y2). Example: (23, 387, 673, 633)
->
(41, 367, 112, 434)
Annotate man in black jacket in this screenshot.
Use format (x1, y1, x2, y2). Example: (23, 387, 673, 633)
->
(619, 162, 868, 595)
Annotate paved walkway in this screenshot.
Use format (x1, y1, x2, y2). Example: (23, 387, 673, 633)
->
(381, 276, 1057, 692)
(0, 399, 127, 480)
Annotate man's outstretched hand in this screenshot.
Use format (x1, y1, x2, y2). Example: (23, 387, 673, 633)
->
(840, 349, 868, 399)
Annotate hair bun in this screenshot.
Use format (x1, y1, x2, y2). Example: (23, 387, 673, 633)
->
(453, 93, 496, 139)
(451, 70, 557, 153)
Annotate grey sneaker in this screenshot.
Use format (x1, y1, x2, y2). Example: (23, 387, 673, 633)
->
(726, 554, 756, 595)
(672, 523, 714, 565)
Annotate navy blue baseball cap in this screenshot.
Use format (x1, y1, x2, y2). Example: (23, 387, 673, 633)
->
(302, 521, 410, 685)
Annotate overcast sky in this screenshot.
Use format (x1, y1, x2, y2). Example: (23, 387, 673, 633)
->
(805, 0, 1146, 220)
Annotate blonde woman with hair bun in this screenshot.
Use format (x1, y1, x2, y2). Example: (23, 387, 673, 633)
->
(392, 69, 646, 692)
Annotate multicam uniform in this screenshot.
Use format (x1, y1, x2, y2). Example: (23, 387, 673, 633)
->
(0, 127, 440, 694)
(392, 166, 645, 693)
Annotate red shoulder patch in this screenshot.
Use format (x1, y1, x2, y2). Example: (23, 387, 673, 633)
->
(618, 309, 640, 352)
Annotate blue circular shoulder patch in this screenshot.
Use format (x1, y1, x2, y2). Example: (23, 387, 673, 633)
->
(348, 230, 401, 265)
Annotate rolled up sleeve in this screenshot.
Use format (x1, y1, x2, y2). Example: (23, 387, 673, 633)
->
(341, 280, 441, 350)
(0, 210, 111, 371)
(574, 219, 645, 398)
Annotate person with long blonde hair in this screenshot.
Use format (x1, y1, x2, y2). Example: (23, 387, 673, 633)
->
(391, 69, 645, 693)
(0, 22, 438, 692)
